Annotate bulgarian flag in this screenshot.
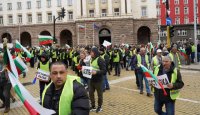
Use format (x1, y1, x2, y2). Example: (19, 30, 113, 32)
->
(38, 35, 53, 45)
(14, 57, 28, 75)
(140, 65, 167, 96)
(15, 40, 32, 62)
(4, 44, 55, 115)
(179, 49, 188, 60)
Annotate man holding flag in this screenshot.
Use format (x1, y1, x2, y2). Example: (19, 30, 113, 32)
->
(153, 56, 184, 115)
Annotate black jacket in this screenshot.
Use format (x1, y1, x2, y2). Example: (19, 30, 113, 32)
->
(154, 63, 184, 102)
(43, 80, 89, 115)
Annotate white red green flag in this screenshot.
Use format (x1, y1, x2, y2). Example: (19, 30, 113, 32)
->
(14, 57, 28, 75)
(38, 35, 53, 45)
(4, 45, 55, 115)
(15, 40, 32, 62)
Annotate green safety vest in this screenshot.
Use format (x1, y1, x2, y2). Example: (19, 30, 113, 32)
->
(152, 56, 163, 69)
(169, 53, 181, 68)
(109, 51, 112, 59)
(69, 50, 73, 58)
(100, 53, 105, 60)
(52, 51, 57, 58)
(192, 45, 195, 52)
(31, 51, 34, 58)
(40, 61, 50, 72)
(137, 54, 149, 67)
(42, 75, 81, 115)
(90, 57, 100, 71)
(154, 66, 180, 100)
(40, 50, 43, 55)
(73, 56, 79, 66)
(113, 53, 120, 62)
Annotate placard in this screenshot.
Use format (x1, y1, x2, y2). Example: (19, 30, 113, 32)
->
(82, 66, 93, 79)
(35, 69, 50, 81)
(147, 74, 170, 89)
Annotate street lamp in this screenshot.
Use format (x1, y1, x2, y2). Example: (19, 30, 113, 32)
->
(53, 7, 66, 44)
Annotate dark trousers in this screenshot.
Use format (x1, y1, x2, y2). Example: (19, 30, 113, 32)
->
(39, 81, 50, 101)
(68, 58, 72, 66)
(135, 69, 140, 87)
(114, 62, 120, 75)
(89, 81, 103, 107)
(30, 57, 35, 68)
(0, 83, 11, 108)
(186, 55, 191, 65)
(191, 52, 195, 63)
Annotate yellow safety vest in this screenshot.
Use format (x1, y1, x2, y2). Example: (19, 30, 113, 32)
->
(169, 53, 181, 68)
(113, 53, 120, 62)
(152, 56, 163, 69)
(52, 51, 57, 58)
(40, 61, 50, 72)
(137, 54, 149, 67)
(90, 57, 100, 71)
(42, 75, 81, 115)
(192, 45, 195, 52)
(154, 66, 180, 100)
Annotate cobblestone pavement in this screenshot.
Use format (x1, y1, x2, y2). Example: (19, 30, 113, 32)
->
(0, 65, 200, 115)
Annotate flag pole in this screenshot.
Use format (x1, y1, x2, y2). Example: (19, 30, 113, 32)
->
(85, 23, 87, 46)
(77, 25, 80, 47)
(93, 22, 95, 46)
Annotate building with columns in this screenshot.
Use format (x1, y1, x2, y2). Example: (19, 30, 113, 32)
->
(0, 0, 157, 47)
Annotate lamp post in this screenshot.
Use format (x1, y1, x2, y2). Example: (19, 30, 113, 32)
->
(193, 0, 198, 63)
(53, 7, 66, 44)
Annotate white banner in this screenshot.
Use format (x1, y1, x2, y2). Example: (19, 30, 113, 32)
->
(147, 74, 169, 89)
(35, 69, 50, 81)
(82, 66, 92, 79)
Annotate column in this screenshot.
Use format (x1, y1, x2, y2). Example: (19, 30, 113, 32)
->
(108, 0, 113, 16)
(95, 0, 100, 17)
(121, 0, 125, 15)
(82, 0, 87, 17)
(76, 0, 81, 18)
(127, 0, 132, 14)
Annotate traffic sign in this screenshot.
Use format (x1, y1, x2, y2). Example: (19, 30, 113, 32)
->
(166, 17, 172, 26)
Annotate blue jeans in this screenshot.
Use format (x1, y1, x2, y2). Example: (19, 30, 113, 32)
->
(197, 52, 200, 62)
(138, 72, 151, 93)
(154, 97, 175, 115)
(102, 74, 110, 90)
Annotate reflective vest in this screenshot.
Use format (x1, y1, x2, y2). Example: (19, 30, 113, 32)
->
(100, 53, 105, 60)
(42, 75, 81, 115)
(73, 56, 79, 66)
(52, 51, 57, 58)
(137, 54, 149, 67)
(192, 45, 195, 52)
(154, 66, 180, 100)
(69, 50, 73, 58)
(90, 57, 100, 71)
(169, 53, 181, 68)
(152, 56, 163, 69)
(31, 51, 34, 58)
(40, 61, 50, 72)
(109, 51, 112, 59)
(40, 50, 43, 55)
(113, 52, 120, 62)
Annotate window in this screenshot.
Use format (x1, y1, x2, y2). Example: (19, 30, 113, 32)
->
(68, 0, 72, 6)
(184, 16, 189, 24)
(175, 17, 180, 24)
(175, 0, 179, 4)
(175, 7, 180, 15)
(156, 0, 160, 5)
(57, 0, 62, 7)
(37, 0, 41, 8)
(196, 6, 198, 14)
(37, 14, 42, 23)
(160, 31, 167, 37)
(184, 0, 188, 4)
(0, 16, 3, 25)
(89, 10, 94, 17)
(27, 1, 31, 9)
(47, 0, 51, 8)
(141, 6, 147, 17)
(27, 14, 32, 23)
(114, 8, 120, 16)
(68, 11, 73, 20)
(47, 13, 52, 22)
(8, 15, 13, 24)
(18, 15, 22, 24)
(184, 7, 189, 14)
(89, 0, 95, 4)
(197, 29, 200, 35)
(0, 4, 3, 11)
(157, 8, 160, 16)
(177, 30, 187, 36)
(7, 3, 12, 10)
(101, 0, 107, 4)
(57, 12, 63, 20)
(17, 2, 22, 10)
(101, 9, 107, 17)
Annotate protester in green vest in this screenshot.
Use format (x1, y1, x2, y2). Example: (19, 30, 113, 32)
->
(89, 47, 106, 113)
(151, 49, 163, 71)
(112, 48, 122, 76)
(169, 44, 181, 70)
(42, 61, 89, 115)
(37, 53, 51, 103)
(191, 42, 196, 63)
(51, 48, 57, 63)
(153, 56, 184, 115)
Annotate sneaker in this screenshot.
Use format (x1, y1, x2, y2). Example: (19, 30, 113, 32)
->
(90, 107, 96, 112)
(96, 106, 102, 113)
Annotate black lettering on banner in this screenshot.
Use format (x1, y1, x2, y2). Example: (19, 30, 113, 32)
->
(83, 69, 91, 75)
